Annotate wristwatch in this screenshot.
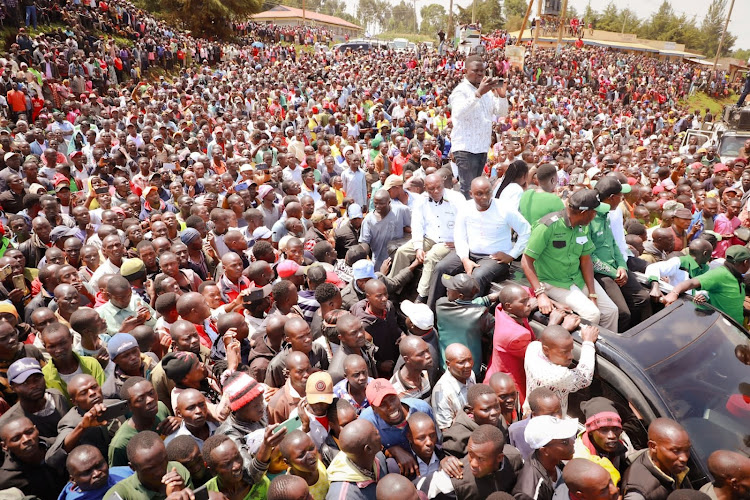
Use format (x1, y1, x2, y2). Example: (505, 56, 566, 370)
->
(588, 293, 598, 299)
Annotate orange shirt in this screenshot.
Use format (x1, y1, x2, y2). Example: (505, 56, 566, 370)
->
(7, 90, 26, 112)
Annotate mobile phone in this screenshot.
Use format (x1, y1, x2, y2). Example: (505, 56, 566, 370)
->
(0, 265, 10, 282)
(162, 162, 176, 171)
(235, 182, 249, 191)
(11, 274, 25, 291)
(193, 484, 209, 500)
(273, 414, 302, 434)
(494, 78, 505, 88)
(98, 400, 129, 421)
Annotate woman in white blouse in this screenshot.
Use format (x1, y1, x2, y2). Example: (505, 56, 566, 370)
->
(492, 159, 529, 211)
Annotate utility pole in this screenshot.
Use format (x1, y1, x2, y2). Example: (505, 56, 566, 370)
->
(556, 0, 568, 50)
(448, 0, 454, 39)
(302, 0, 306, 23)
(712, 0, 735, 78)
(533, 0, 542, 53)
(472, 0, 476, 24)
(517, 0, 535, 46)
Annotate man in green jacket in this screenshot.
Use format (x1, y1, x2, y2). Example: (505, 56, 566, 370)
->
(40, 322, 105, 404)
(591, 176, 652, 331)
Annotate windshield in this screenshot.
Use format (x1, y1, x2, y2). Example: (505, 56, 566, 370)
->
(646, 314, 750, 459)
(719, 135, 749, 158)
(393, 39, 408, 49)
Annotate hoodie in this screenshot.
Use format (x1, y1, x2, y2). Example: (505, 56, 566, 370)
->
(484, 306, 534, 405)
(326, 451, 388, 500)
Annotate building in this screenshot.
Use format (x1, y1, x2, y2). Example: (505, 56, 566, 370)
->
(509, 28, 705, 62)
(251, 6, 363, 41)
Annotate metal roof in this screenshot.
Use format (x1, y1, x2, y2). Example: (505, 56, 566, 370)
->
(251, 6, 362, 30)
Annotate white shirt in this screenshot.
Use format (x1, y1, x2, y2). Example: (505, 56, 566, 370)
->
(282, 165, 303, 184)
(449, 78, 509, 154)
(431, 370, 476, 430)
(454, 198, 531, 260)
(608, 207, 629, 260)
(523, 340, 596, 416)
(411, 190, 464, 250)
(492, 182, 524, 210)
(89, 258, 125, 291)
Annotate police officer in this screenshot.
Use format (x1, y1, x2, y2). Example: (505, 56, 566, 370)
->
(521, 189, 619, 332)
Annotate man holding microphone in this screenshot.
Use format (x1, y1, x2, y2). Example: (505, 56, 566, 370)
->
(449, 54, 509, 198)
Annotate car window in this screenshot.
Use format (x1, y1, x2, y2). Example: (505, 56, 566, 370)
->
(646, 314, 750, 458)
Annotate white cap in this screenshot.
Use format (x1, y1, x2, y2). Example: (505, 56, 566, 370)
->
(252, 226, 272, 239)
(400, 300, 434, 330)
(347, 203, 363, 220)
(524, 415, 579, 450)
(586, 166, 601, 180)
(342, 146, 355, 156)
(352, 259, 376, 280)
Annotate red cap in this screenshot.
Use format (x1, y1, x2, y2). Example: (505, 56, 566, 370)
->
(277, 260, 303, 278)
(365, 378, 398, 407)
(713, 163, 728, 173)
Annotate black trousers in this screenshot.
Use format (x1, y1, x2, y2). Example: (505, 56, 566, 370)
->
(426, 251, 509, 310)
(595, 270, 652, 332)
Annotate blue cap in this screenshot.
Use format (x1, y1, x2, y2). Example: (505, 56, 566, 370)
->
(108, 333, 139, 359)
(352, 259, 376, 281)
(8, 357, 42, 384)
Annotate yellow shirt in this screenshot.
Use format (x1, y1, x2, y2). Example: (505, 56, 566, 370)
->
(308, 460, 330, 500)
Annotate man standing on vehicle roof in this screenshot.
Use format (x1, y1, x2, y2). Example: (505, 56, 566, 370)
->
(662, 245, 750, 325)
(521, 189, 620, 332)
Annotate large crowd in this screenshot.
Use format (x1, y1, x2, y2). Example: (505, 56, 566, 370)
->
(0, 0, 747, 499)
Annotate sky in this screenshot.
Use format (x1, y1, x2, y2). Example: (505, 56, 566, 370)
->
(368, 0, 749, 52)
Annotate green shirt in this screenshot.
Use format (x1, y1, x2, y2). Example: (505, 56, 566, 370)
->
(524, 210, 595, 289)
(589, 210, 627, 279)
(42, 352, 106, 404)
(678, 255, 709, 278)
(697, 265, 746, 325)
(108, 402, 172, 466)
(104, 461, 191, 500)
(519, 190, 565, 227)
(97, 295, 157, 337)
(206, 475, 270, 500)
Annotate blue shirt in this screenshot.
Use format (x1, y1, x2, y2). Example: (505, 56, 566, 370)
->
(58, 466, 133, 500)
(359, 397, 434, 450)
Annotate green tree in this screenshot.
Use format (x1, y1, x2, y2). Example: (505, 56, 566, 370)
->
(582, 1, 598, 28)
(595, 2, 619, 32)
(504, 0, 527, 18)
(456, 0, 504, 31)
(733, 48, 750, 62)
(420, 4, 447, 35)
(161, 0, 263, 37)
(387, 0, 417, 32)
(357, 0, 391, 33)
(699, 0, 736, 57)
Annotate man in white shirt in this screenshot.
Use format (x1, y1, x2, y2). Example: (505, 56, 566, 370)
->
(449, 54, 509, 197)
(427, 176, 530, 308)
(431, 343, 475, 430)
(389, 173, 464, 301)
(523, 324, 599, 416)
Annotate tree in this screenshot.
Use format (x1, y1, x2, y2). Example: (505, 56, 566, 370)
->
(420, 4, 447, 35)
(699, 0, 736, 57)
(387, 0, 417, 33)
(456, 0, 504, 31)
(160, 0, 263, 37)
(595, 2, 619, 32)
(357, 0, 391, 33)
(504, 0, 527, 18)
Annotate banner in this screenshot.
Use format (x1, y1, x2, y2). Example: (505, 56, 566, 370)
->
(505, 46, 525, 71)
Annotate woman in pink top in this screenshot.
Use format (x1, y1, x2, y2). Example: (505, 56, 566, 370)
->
(713, 198, 742, 258)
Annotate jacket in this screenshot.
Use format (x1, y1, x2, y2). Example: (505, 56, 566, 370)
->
(328, 342, 378, 385)
(340, 269, 414, 311)
(46, 401, 119, 469)
(350, 299, 402, 368)
(485, 306, 534, 405)
(325, 451, 388, 500)
(573, 431, 628, 486)
(42, 352, 107, 404)
(247, 332, 279, 382)
(442, 411, 523, 469)
(621, 449, 687, 500)
(512, 453, 560, 500)
(0, 438, 67, 500)
(453, 454, 518, 500)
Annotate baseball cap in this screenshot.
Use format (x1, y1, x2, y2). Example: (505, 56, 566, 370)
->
(240, 163, 253, 172)
(568, 189, 601, 211)
(400, 300, 434, 330)
(108, 333, 139, 359)
(121, 258, 146, 279)
(49, 226, 78, 243)
(3, 152, 19, 161)
(713, 163, 728, 173)
(441, 273, 478, 296)
(673, 208, 693, 220)
(8, 357, 42, 384)
(725, 245, 750, 263)
(277, 260, 305, 278)
(352, 259, 376, 280)
(347, 204, 364, 220)
(524, 415, 579, 449)
(420, 154, 432, 161)
(310, 212, 330, 224)
(365, 378, 398, 406)
(242, 284, 273, 304)
(306, 372, 334, 404)
(383, 174, 404, 191)
(594, 176, 631, 200)
(252, 226, 272, 240)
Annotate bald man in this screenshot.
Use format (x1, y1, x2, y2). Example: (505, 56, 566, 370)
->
(391, 336, 433, 400)
(218, 252, 252, 303)
(176, 292, 217, 349)
(377, 473, 422, 500)
(359, 188, 409, 269)
(265, 316, 329, 389)
(641, 228, 676, 264)
(646, 238, 713, 301)
(268, 351, 310, 424)
(388, 173, 464, 300)
(351, 279, 403, 378)
(487, 372, 520, 430)
(164, 388, 216, 449)
(700, 450, 750, 500)
(58, 445, 133, 500)
(559, 459, 619, 500)
(327, 419, 387, 500)
(406, 412, 442, 476)
(268, 474, 311, 500)
(621, 418, 691, 500)
(427, 176, 531, 308)
(523, 324, 599, 416)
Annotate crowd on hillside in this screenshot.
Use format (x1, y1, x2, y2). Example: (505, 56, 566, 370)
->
(0, 0, 747, 499)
